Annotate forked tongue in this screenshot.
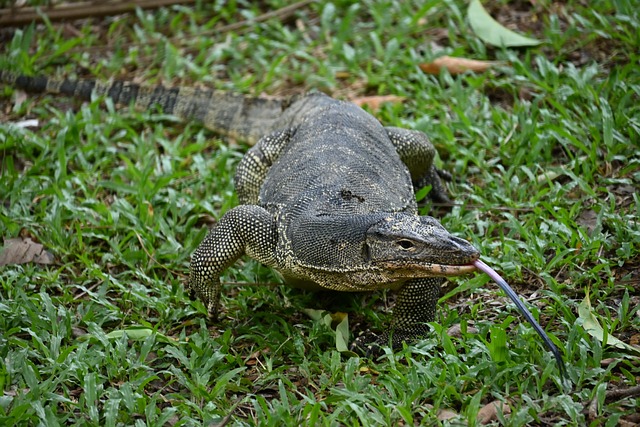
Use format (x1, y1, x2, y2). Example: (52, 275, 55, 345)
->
(473, 259, 566, 378)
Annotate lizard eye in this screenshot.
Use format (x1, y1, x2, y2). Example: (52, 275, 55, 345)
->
(397, 240, 415, 250)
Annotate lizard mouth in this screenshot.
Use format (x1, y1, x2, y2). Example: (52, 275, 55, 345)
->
(379, 261, 477, 276)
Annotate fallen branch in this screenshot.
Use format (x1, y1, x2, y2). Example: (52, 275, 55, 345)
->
(588, 384, 640, 420)
(29, 0, 314, 65)
(212, 0, 313, 35)
(0, 0, 197, 26)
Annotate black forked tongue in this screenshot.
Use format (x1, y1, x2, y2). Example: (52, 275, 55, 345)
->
(473, 259, 567, 379)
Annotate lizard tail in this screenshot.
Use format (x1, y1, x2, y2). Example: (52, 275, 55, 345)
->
(0, 70, 286, 144)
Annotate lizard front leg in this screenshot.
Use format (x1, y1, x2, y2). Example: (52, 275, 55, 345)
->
(387, 277, 443, 345)
(351, 277, 443, 355)
(188, 205, 277, 317)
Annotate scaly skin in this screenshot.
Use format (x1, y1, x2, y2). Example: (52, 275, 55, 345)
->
(186, 95, 479, 350)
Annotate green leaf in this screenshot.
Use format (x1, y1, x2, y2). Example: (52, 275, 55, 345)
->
(333, 312, 351, 353)
(414, 185, 432, 202)
(303, 309, 353, 353)
(106, 327, 153, 340)
(487, 325, 508, 363)
(578, 291, 640, 355)
(302, 308, 325, 322)
(465, 391, 483, 426)
(104, 327, 177, 344)
(468, 0, 542, 47)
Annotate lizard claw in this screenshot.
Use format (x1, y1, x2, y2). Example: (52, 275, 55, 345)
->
(350, 330, 387, 358)
(435, 167, 453, 182)
(416, 166, 453, 205)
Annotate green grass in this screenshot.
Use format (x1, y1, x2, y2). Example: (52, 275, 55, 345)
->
(1, 0, 639, 425)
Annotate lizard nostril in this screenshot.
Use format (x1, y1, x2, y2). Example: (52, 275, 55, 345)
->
(449, 236, 480, 256)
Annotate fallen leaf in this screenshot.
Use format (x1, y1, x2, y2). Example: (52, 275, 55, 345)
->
(72, 327, 88, 338)
(103, 326, 178, 344)
(106, 327, 155, 340)
(536, 156, 588, 183)
(447, 323, 479, 338)
(576, 209, 599, 236)
(244, 349, 264, 367)
(579, 291, 640, 355)
(477, 400, 511, 424)
(419, 56, 499, 75)
(9, 119, 40, 128)
(468, 0, 542, 47)
(0, 237, 55, 266)
(437, 408, 459, 421)
(13, 88, 28, 110)
(536, 169, 562, 183)
(351, 95, 405, 110)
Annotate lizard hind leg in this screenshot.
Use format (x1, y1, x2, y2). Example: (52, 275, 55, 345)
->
(235, 129, 292, 204)
(385, 127, 452, 204)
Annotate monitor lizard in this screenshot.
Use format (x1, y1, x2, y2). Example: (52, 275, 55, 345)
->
(0, 71, 565, 375)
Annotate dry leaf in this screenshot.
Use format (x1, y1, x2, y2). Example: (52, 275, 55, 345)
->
(244, 349, 263, 367)
(351, 95, 405, 110)
(576, 209, 599, 236)
(536, 155, 588, 183)
(0, 237, 55, 266)
(419, 56, 499, 75)
(13, 88, 28, 110)
(13, 119, 40, 128)
(447, 324, 479, 338)
(477, 400, 511, 424)
(436, 408, 459, 421)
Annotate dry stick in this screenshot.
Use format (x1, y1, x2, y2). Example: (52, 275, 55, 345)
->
(0, 0, 197, 26)
(210, 0, 313, 35)
(588, 384, 640, 420)
(178, 0, 314, 59)
(33, 0, 313, 64)
(210, 397, 245, 427)
(134, 231, 185, 279)
(604, 384, 640, 401)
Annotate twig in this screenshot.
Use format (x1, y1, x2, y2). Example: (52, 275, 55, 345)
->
(73, 279, 104, 300)
(604, 384, 640, 401)
(0, 0, 197, 26)
(177, 0, 313, 59)
(134, 231, 184, 278)
(32, 0, 314, 67)
(210, 396, 245, 427)
(211, 0, 313, 36)
(588, 384, 640, 420)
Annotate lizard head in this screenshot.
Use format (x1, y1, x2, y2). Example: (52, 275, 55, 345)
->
(365, 213, 479, 276)
(364, 214, 567, 378)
